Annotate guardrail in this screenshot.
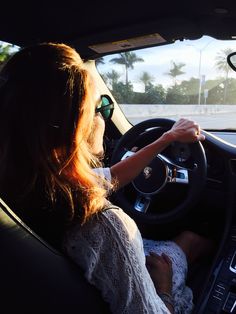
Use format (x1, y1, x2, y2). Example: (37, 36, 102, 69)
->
(119, 104, 236, 128)
(120, 104, 236, 118)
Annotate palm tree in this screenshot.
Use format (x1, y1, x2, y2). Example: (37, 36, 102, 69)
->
(165, 61, 186, 85)
(105, 70, 121, 90)
(110, 52, 144, 86)
(215, 48, 234, 103)
(95, 57, 105, 66)
(139, 71, 154, 92)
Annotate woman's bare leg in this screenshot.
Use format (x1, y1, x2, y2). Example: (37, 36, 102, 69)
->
(172, 230, 215, 264)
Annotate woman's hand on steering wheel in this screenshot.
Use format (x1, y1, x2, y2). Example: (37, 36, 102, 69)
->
(165, 118, 205, 144)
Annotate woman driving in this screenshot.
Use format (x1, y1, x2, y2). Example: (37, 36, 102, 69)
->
(0, 43, 213, 314)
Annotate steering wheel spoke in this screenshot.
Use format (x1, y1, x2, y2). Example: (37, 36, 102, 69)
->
(134, 194, 151, 213)
(159, 154, 189, 185)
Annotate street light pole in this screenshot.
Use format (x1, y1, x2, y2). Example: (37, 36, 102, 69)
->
(188, 39, 214, 105)
(198, 50, 202, 105)
(196, 40, 214, 104)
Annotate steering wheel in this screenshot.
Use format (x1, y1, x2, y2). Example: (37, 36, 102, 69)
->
(110, 118, 207, 224)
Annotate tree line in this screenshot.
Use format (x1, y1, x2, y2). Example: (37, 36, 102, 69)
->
(97, 49, 236, 105)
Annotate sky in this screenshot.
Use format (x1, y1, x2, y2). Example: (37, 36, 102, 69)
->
(97, 35, 236, 91)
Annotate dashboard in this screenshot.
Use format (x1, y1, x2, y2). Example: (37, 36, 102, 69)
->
(211, 132, 236, 146)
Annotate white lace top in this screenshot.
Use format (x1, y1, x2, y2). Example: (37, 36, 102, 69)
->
(63, 206, 170, 314)
(63, 168, 194, 313)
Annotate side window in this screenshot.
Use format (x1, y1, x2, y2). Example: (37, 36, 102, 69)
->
(0, 41, 20, 70)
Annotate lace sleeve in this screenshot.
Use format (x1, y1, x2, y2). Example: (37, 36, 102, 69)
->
(63, 207, 170, 314)
(93, 167, 111, 182)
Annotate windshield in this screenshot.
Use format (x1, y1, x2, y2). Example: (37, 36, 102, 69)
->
(96, 35, 236, 130)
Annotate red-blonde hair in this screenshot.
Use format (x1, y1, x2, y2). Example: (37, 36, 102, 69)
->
(0, 42, 110, 224)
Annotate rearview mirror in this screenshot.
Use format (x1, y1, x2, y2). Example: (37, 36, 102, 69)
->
(227, 52, 236, 71)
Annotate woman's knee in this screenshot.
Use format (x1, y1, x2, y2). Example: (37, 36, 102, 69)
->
(173, 230, 215, 264)
(177, 230, 200, 244)
(173, 230, 206, 263)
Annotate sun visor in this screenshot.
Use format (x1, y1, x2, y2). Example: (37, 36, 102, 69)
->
(89, 33, 166, 54)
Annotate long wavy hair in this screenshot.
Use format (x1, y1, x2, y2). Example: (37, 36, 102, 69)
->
(0, 43, 110, 225)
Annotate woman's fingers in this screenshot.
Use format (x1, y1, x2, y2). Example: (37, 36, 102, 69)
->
(161, 253, 172, 265)
(146, 251, 173, 294)
(146, 252, 161, 267)
(169, 118, 205, 143)
(146, 252, 172, 267)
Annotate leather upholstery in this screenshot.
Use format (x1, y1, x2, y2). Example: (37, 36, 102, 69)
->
(0, 198, 110, 313)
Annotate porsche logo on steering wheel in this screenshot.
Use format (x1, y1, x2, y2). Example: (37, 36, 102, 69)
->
(143, 166, 152, 179)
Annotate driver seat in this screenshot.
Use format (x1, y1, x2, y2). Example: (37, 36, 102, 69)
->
(0, 197, 110, 314)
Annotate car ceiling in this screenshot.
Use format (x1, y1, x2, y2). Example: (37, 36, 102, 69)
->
(1, 1, 236, 59)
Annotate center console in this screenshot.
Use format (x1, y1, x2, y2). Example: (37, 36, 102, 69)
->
(198, 226, 236, 313)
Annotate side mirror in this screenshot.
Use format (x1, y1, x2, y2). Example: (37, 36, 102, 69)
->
(227, 52, 236, 71)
